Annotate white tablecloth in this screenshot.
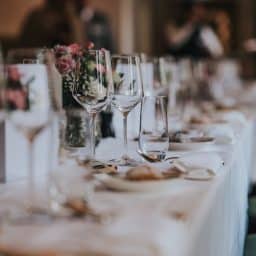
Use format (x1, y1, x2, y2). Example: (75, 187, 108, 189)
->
(0, 117, 254, 256)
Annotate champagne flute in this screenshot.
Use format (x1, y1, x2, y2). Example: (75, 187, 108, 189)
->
(138, 96, 169, 162)
(111, 55, 143, 166)
(5, 48, 59, 218)
(72, 49, 112, 160)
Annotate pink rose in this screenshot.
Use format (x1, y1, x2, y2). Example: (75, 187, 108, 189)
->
(68, 43, 81, 56)
(56, 56, 76, 75)
(86, 42, 95, 50)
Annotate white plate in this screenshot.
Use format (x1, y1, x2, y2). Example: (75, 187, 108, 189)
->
(95, 173, 178, 193)
(169, 140, 215, 151)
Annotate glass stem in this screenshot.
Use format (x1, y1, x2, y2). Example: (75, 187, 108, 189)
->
(123, 112, 129, 157)
(90, 113, 97, 159)
(27, 139, 35, 208)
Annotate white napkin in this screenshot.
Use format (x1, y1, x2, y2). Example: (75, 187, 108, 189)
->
(203, 124, 236, 144)
(139, 152, 223, 176)
(173, 152, 223, 175)
(215, 111, 247, 125)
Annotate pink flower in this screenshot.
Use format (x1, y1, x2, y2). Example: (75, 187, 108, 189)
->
(86, 42, 95, 50)
(7, 66, 22, 81)
(68, 43, 81, 56)
(56, 56, 76, 75)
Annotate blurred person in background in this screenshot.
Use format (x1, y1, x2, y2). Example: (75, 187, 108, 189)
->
(19, 0, 80, 47)
(165, 2, 224, 59)
(79, 0, 115, 52)
(19, 0, 115, 52)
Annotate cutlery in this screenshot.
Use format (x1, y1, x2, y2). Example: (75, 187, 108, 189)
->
(137, 150, 179, 163)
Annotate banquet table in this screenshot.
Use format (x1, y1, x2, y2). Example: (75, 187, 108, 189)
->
(0, 109, 255, 256)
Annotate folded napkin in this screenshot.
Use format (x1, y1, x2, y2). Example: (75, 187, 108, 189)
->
(203, 124, 236, 144)
(172, 152, 223, 176)
(215, 111, 247, 125)
(133, 152, 223, 177)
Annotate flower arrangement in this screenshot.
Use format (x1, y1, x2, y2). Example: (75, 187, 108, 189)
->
(54, 43, 83, 108)
(54, 42, 107, 149)
(54, 42, 108, 108)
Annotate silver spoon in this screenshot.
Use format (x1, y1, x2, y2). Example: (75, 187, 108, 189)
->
(137, 150, 179, 163)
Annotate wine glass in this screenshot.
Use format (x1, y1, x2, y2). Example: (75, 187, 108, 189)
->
(111, 55, 143, 166)
(72, 49, 112, 160)
(5, 48, 59, 218)
(138, 96, 169, 162)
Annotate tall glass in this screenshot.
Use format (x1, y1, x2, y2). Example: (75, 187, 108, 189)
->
(139, 96, 169, 162)
(111, 55, 143, 166)
(140, 56, 168, 96)
(5, 48, 59, 216)
(72, 49, 112, 160)
(176, 58, 197, 122)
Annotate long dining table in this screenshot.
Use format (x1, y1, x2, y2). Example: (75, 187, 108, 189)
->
(0, 106, 255, 256)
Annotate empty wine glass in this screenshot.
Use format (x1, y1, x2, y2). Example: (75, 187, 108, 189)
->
(72, 49, 112, 160)
(111, 55, 143, 166)
(139, 96, 169, 162)
(5, 48, 59, 218)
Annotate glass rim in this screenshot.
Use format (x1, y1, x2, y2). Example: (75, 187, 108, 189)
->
(140, 56, 168, 63)
(6, 48, 52, 64)
(87, 49, 110, 54)
(143, 95, 167, 99)
(7, 47, 50, 56)
(8, 47, 47, 52)
(111, 54, 140, 59)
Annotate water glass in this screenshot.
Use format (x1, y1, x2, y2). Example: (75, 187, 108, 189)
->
(139, 96, 169, 162)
